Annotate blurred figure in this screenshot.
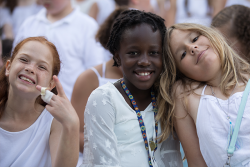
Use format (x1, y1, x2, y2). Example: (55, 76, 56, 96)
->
(13, 0, 105, 100)
(88, 0, 116, 25)
(71, 0, 96, 14)
(71, 7, 126, 167)
(212, 5, 250, 63)
(0, 0, 14, 39)
(166, 0, 226, 27)
(11, 0, 42, 37)
(225, 0, 250, 7)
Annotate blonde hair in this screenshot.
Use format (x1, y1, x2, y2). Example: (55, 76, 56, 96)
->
(157, 23, 250, 142)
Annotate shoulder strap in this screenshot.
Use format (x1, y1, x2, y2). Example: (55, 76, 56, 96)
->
(90, 67, 101, 79)
(228, 79, 250, 155)
(102, 62, 106, 78)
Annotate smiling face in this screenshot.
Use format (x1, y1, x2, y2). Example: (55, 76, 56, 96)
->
(170, 29, 221, 82)
(5, 41, 54, 98)
(115, 23, 163, 90)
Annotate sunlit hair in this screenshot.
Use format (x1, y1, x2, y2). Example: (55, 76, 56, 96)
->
(157, 23, 250, 142)
(0, 37, 61, 118)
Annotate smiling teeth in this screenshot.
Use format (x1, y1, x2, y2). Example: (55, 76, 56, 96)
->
(20, 76, 34, 84)
(138, 72, 150, 76)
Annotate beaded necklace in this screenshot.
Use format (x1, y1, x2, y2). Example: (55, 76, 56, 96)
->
(120, 79, 158, 167)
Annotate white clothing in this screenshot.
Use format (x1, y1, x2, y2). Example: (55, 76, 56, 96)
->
(90, 62, 118, 86)
(196, 85, 250, 167)
(72, 0, 96, 14)
(0, 7, 12, 27)
(11, 3, 43, 36)
(13, 8, 105, 100)
(81, 82, 183, 167)
(175, 0, 212, 26)
(226, 0, 250, 7)
(0, 109, 53, 167)
(96, 0, 116, 25)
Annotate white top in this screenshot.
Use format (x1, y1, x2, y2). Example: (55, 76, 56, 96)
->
(175, 0, 212, 26)
(0, 7, 12, 27)
(11, 3, 43, 36)
(72, 0, 96, 14)
(90, 62, 118, 86)
(81, 82, 183, 167)
(225, 0, 250, 7)
(96, 0, 116, 25)
(13, 8, 105, 100)
(196, 85, 250, 167)
(0, 109, 53, 167)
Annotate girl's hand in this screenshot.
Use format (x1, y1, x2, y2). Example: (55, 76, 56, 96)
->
(36, 75, 79, 128)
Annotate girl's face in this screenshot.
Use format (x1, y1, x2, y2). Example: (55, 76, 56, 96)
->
(5, 41, 54, 98)
(170, 29, 221, 82)
(115, 24, 163, 90)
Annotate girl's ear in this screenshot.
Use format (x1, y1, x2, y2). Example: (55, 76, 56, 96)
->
(5, 60, 11, 77)
(49, 77, 56, 91)
(114, 52, 121, 66)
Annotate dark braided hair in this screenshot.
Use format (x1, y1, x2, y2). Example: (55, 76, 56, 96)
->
(211, 5, 250, 63)
(107, 9, 166, 67)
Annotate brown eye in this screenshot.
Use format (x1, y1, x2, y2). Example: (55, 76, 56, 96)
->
(192, 36, 199, 43)
(181, 51, 186, 60)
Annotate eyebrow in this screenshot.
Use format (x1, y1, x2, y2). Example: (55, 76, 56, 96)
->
(174, 31, 193, 57)
(19, 53, 50, 66)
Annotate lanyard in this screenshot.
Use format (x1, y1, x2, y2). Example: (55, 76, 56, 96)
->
(224, 79, 250, 167)
(120, 79, 158, 167)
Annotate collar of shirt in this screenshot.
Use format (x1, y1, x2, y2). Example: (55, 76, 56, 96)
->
(35, 7, 78, 25)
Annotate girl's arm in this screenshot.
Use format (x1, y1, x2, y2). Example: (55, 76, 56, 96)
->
(37, 76, 80, 167)
(173, 85, 207, 167)
(88, 2, 99, 21)
(71, 68, 99, 153)
(82, 86, 121, 166)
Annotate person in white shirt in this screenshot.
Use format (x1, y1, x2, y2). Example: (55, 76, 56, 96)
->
(0, 36, 79, 167)
(81, 9, 182, 167)
(13, 0, 105, 100)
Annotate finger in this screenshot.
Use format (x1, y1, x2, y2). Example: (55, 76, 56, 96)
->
(36, 85, 42, 92)
(53, 75, 66, 98)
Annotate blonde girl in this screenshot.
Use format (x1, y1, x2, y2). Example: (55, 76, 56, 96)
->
(157, 23, 250, 166)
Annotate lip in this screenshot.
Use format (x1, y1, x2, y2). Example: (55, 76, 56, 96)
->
(18, 74, 36, 85)
(133, 70, 154, 81)
(196, 48, 208, 64)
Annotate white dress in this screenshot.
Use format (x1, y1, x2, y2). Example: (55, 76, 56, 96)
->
(81, 82, 182, 167)
(0, 109, 53, 167)
(196, 85, 250, 167)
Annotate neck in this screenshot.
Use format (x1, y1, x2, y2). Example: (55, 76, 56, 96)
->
(123, 77, 152, 102)
(207, 70, 223, 88)
(106, 59, 123, 77)
(47, 3, 73, 23)
(18, 0, 33, 6)
(3, 89, 42, 121)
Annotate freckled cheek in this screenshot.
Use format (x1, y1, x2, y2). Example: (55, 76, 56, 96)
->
(37, 72, 53, 86)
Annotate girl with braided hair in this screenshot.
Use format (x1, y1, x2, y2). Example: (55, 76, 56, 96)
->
(80, 9, 182, 167)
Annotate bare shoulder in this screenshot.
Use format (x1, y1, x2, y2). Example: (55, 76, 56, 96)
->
(173, 80, 205, 122)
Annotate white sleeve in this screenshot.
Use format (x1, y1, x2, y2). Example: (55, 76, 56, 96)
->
(82, 87, 121, 167)
(82, 20, 104, 69)
(160, 133, 183, 167)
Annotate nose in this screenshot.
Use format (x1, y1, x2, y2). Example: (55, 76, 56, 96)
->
(25, 64, 35, 74)
(138, 53, 151, 66)
(188, 44, 198, 55)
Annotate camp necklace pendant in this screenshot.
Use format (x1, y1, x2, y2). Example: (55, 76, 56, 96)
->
(120, 79, 158, 167)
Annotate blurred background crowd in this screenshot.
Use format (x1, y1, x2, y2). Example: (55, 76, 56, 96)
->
(1, 0, 250, 166)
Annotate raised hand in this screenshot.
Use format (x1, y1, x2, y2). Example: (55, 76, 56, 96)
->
(36, 75, 79, 127)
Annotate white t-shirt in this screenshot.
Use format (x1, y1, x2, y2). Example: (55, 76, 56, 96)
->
(81, 82, 183, 167)
(96, 0, 116, 25)
(225, 0, 250, 7)
(0, 109, 53, 167)
(13, 8, 105, 100)
(197, 85, 250, 167)
(11, 3, 43, 36)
